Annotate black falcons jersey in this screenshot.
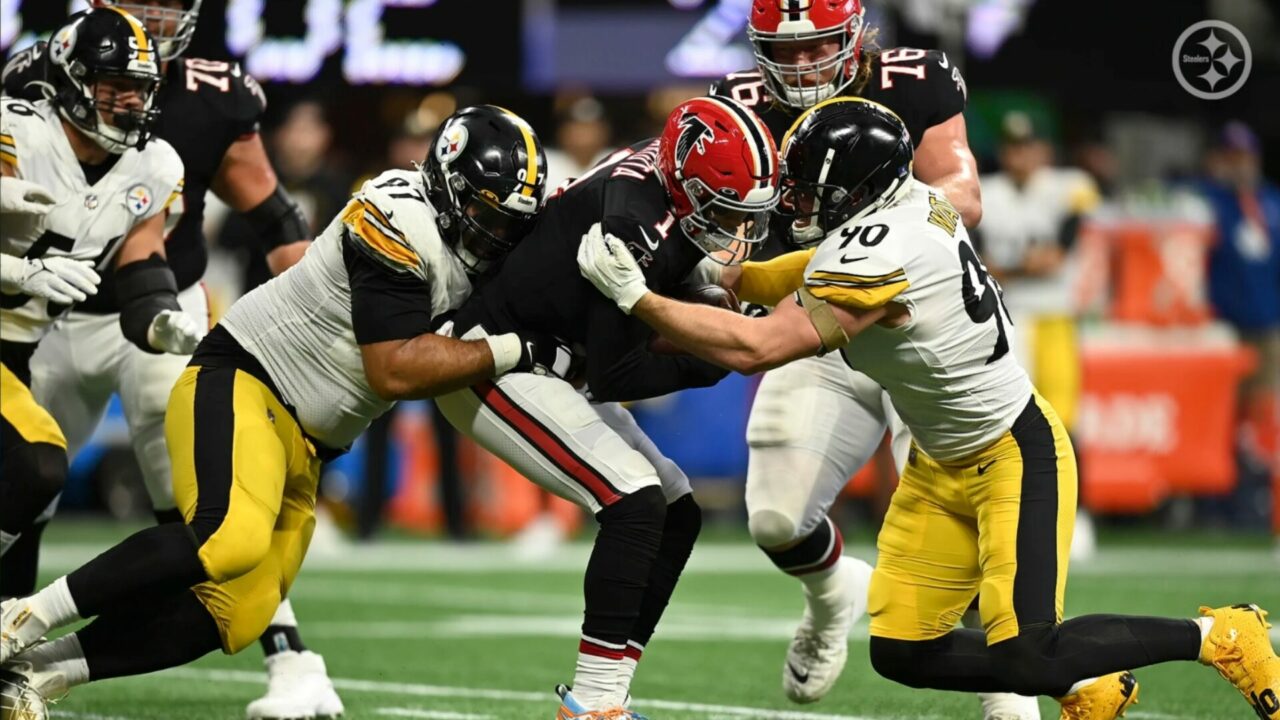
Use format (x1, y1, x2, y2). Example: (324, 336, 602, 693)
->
(712, 47, 966, 150)
(711, 47, 966, 259)
(454, 140, 726, 403)
(2, 43, 267, 313)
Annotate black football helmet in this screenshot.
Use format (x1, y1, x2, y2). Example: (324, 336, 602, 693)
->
(91, 0, 203, 61)
(777, 98, 913, 246)
(47, 8, 162, 154)
(423, 105, 548, 275)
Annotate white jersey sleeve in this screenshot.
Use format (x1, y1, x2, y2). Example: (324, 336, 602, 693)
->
(803, 219, 915, 311)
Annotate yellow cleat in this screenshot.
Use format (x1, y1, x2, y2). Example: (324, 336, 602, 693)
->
(1198, 604, 1280, 717)
(1057, 671, 1139, 720)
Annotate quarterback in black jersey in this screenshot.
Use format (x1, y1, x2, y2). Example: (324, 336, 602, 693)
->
(700, 2, 1036, 717)
(434, 96, 778, 716)
(0, 2, 337, 717)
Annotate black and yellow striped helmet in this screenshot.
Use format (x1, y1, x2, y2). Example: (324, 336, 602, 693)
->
(423, 105, 548, 275)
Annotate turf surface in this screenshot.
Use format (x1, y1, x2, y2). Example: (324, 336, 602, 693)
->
(27, 519, 1280, 720)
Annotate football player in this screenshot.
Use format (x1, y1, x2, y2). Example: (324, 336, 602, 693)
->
(1, 1, 333, 715)
(1, 7, 191, 570)
(433, 96, 777, 718)
(579, 98, 1280, 720)
(708, 2, 1032, 714)
(0, 106, 569, 709)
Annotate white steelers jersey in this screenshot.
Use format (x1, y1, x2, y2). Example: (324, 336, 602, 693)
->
(804, 179, 1033, 461)
(0, 97, 183, 343)
(220, 169, 473, 450)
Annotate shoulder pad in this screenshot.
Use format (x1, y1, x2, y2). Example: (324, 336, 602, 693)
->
(804, 219, 911, 310)
(1, 43, 52, 101)
(341, 171, 432, 272)
(0, 98, 51, 172)
(177, 58, 268, 135)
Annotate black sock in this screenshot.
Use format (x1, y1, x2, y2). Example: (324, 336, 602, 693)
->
(259, 625, 307, 656)
(153, 507, 185, 525)
(0, 519, 48, 599)
(79, 589, 222, 681)
(870, 615, 1202, 697)
(0, 442, 65, 534)
(581, 486, 666, 647)
(66, 522, 208, 618)
(629, 493, 701, 649)
(761, 516, 842, 576)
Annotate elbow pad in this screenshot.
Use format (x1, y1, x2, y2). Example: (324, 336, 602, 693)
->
(244, 185, 310, 252)
(117, 254, 180, 354)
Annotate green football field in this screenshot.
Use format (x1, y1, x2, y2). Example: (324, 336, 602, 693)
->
(26, 519, 1280, 720)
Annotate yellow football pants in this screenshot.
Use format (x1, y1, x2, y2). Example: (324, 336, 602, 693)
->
(869, 393, 1076, 645)
(166, 365, 320, 654)
(1, 360, 66, 450)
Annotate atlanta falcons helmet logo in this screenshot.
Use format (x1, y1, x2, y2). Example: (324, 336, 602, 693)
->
(674, 111, 715, 171)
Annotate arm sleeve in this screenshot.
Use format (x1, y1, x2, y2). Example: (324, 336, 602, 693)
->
(583, 293, 728, 403)
(342, 233, 435, 345)
(738, 249, 816, 305)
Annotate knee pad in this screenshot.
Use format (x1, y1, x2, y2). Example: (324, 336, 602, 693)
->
(195, 520, 273, 584)
(665, 493, 702, 541)
(0, 443, 67, 529)
(748, 509, 798, 549)
(598, 484, 667, 529)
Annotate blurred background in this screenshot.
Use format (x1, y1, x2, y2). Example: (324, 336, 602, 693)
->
(6, 0, 1279, 557)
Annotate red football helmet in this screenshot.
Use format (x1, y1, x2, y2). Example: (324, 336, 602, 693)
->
(656, 96, 779, 265)
(91, 0, 202, 61)
(747, 0, 866, 110)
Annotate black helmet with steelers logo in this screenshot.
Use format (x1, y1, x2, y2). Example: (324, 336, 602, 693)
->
(423, 105, 548, 275)
(47, 7, 163, 154)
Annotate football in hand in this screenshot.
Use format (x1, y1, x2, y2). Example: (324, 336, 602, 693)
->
(647, 282, 740, 355)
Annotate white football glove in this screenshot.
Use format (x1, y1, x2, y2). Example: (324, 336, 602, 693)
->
(577, 222, 650, 314)
(0, 254, 101, 304)
(146, 310, 205, 355)
(0, 176, 56, 216)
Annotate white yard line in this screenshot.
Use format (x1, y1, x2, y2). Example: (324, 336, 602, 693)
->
(376, 709, 497, 720)
(297, 615, 807, 641)
(171, 668, 882, 720)
(51, 712, 136, 720)
(39, 541, 1276, 576)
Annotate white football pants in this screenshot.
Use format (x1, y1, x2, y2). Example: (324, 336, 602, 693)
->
(30, 284, 209, 512)
(435, 329, 691, 514)
(744, 352, 910, 548)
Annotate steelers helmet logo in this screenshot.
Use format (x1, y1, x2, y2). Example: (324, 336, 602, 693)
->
(436, 123, 469, 166)
(50, 24, 78, 65)
(125, 184, 153, 216)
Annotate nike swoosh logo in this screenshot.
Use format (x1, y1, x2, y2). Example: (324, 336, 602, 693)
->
(977, 461, 996, 475)
(840, 255, 869, 263)
(787, 662, 809, 683)
(638, 226, 660, 250)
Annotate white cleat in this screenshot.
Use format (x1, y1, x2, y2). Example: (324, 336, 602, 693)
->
(245, 651, 344, 720)
(0, 666, 49, 720)
(0, 600, 49, 665)
(782, 557, 874, 704)
(979, 691, 1041, 720)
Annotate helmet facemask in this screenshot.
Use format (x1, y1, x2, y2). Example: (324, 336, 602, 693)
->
(60, 69, 161, 154)
(779, 149, 911, 247)
(679, 177, 776, 265)
(97, 0, 202, 61)
(748, 15, 864, 110)
(426, 164, 539, 276)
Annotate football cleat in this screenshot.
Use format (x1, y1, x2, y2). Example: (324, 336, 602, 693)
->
(979, 690, 1041, 720)
(1056, 671, 1139, 720)
(554, 684, 646, 720)
(1197, 604, 1280, 717)
(0, 601, 49, 665)
(245, 651, 344, 720)
(782, 556, 873, 704)
(0, 667, 48, 720)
